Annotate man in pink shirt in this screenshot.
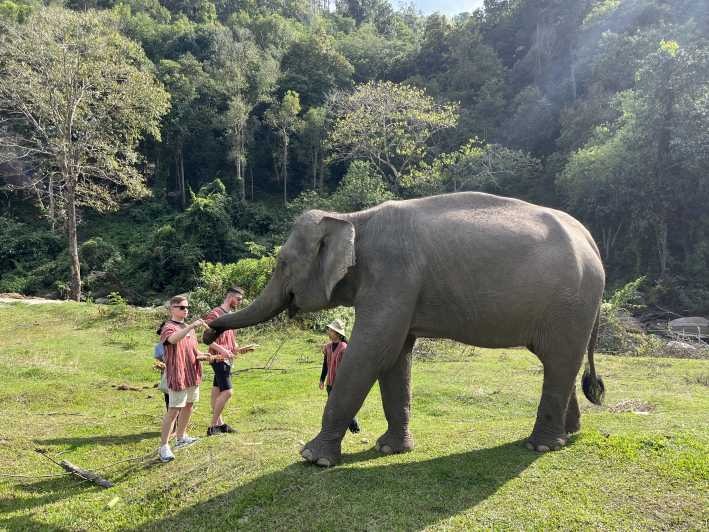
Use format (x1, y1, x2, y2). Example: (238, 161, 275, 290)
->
(158, 295, 209, 463)
(204, 286, 256, 436)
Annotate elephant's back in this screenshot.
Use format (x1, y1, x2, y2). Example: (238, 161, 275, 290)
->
(392, 193, 604, 346)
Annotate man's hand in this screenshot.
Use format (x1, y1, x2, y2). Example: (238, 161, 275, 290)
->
(319, 381, 324, 390)
(153, 360, 166, 371)
(238, 343, 259, 354)
(190, 319, 207, 330)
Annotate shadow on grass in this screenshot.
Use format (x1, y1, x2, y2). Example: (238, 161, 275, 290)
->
(0, 516, 68, 532)
(35, 431, 160, 449)
(136, 439, 539, 531)
(0, 476, 101, 530)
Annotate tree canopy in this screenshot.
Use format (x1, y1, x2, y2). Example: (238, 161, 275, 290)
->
(0, 0, 707, 313)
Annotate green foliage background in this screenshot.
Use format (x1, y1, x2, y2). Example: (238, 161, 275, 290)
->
(1, 0, 708, 314)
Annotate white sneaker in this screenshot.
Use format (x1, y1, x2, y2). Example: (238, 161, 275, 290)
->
(174, 435, 199, 449)
(159, 444, 175, 462)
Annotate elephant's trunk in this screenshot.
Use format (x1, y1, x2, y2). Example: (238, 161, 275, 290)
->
(203, 276, 290, 343)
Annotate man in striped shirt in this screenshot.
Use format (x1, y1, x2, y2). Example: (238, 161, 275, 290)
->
(158, 294, 209, 463)
(204, 286, 256, 436)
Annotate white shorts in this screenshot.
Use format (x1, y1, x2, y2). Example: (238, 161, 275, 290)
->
(168, 385, 200, 408)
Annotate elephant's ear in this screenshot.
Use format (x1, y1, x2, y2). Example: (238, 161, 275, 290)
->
(318, 216, 356, 301)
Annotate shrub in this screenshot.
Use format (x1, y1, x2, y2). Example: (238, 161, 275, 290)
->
(295, 306, 355, 334)
(232, 199, 288, 238)
(598, 277, 663, 355)
(79, 237, 120, 272)
(0, 216, 63, 281)
(0, 272, 30, 293)
(330, 161, 395, 212)
(189, 244, 277, 316)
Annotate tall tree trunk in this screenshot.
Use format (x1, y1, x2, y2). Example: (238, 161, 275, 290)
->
(312, 145, 318, 190)
(601, 223, 622, 263)
(176, 147, 186, 209)
(48, 173, 56, 232)
(319, 156, 325, 192)
(653, 68, 673, 279)
(282, 133, 288, 206)
(65, 177, 81, 301)
(656, 219, 668, 278)
(237, 134, 246, 202)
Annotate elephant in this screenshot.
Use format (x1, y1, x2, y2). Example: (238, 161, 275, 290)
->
(204, 191, 606, 466)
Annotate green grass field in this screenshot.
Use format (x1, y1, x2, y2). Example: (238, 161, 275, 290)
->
(0, 302, 707, 531)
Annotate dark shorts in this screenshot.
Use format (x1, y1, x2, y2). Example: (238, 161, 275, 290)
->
(211, 361, 232, 391)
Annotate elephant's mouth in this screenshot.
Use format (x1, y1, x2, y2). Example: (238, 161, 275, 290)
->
(287, 292, 299, 318)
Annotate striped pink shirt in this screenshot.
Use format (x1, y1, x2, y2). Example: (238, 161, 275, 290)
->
(323, 341, 348, 386)
(161, 321, 202, 391)
(205, 307, 236, 362)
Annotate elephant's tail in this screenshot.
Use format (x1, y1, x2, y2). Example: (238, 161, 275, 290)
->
(582, 309, 605, 405)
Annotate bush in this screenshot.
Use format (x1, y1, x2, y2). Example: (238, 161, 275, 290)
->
(0, 271, 30, 293)
(189, 244, 277, 316)
(79, 237, 120, 272)
(0, 216, 63, 282)
(295, 306, 355, 334)
(330, 161, 395, 212)
(232, 200, 289, 238)
(598, 277, 663, 355)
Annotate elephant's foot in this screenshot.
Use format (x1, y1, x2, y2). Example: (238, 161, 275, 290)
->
(565, 416, 580, 435)
(525, 431, 569, 452)
(375, 430, 414, 455)
(300, 435, 342, 467)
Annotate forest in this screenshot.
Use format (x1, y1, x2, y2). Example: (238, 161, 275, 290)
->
(1, 0, 708, 314)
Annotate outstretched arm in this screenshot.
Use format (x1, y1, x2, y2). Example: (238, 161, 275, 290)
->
(168, 319, 205, 344)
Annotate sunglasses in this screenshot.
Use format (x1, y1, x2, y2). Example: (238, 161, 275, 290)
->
(172, 305, 189, 310)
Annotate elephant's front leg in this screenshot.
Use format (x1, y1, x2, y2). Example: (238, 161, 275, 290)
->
(300, 312, 412, 467)
(376, 335, 415, 455)
(300, 355, 377, 466)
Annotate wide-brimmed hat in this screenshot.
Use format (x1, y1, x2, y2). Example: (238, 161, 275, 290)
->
(326, 319, 346, 337)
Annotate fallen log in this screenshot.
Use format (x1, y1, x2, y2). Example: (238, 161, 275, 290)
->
(59, 460, 113, 488)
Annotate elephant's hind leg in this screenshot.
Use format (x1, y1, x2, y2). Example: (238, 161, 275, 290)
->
(527, 347, 584, 452)
(565, 389, 581, 435)
(376, 335, 415, 455)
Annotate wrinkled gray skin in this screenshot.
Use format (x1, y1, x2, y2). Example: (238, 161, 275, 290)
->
(205, 192, 605, 466)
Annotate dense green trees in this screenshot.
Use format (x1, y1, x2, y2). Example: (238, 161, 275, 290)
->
(0, 0, 707, 313)
(0, 7, 169, 300)
(327, 81, 458, 190)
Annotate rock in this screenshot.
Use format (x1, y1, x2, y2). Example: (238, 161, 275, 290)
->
(669, 316, 709, 328)
(669, 317, 709, 338)
(94, 297, 109, 304)
(666, 341, 697, 351)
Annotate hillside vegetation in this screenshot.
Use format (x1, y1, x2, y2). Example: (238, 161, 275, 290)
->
(1, 0, 708, 314)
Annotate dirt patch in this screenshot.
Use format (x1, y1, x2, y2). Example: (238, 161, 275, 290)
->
(0, 293, 62, 304)
(114, 383, 142, 391)
(608, 399, 655, 414)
